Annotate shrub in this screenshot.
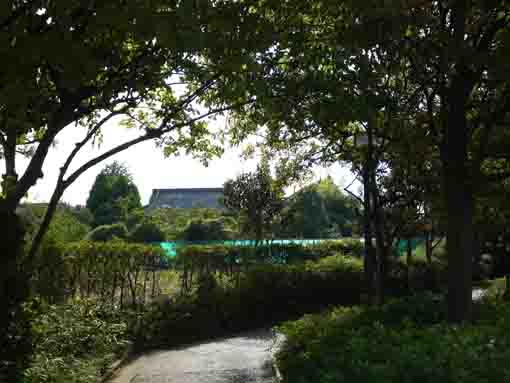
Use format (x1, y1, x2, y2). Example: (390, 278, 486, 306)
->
(180, 218, 235, 241)
(134, 254, 365, 350)
(31, 241, 166, 306)
(276, 294, 510, 383)
(130, 220, 166, 243)
(24, 299, 130, 383)
(87, 223, 128, 242)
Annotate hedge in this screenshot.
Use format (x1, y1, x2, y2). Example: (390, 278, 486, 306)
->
(134, 254, 366, 350)
(276, 294, 510, 383)
(32, 240, 166, 306)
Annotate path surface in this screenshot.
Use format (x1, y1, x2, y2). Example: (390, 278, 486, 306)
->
(472, 288, 486, 301)
(112, 290, 486, 383)
(110, 329, 281, 383)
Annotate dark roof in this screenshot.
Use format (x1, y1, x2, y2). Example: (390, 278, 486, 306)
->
(151, 188, 223, 193)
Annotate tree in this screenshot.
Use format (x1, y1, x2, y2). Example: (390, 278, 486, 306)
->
(223, 159, 284, 241)
(0, 1, 275, 376)
(281, 177, 359, 239)
(180, 218, 235, 241)
(130, 220, 166, 244)
(86, 162, 141, 227)
(207, 0, 510, 321)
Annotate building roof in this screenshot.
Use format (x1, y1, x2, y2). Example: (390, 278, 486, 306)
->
(151, 188, 223, 193)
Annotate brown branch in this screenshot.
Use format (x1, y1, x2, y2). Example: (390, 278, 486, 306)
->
(64, 102, 249, 188)
(26, 109, 128, 264)
(344, 175, 364, 204)
(26, 91, 250, 263)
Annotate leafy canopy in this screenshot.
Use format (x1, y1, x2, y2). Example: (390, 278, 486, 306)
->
(86, 162, 141, 227)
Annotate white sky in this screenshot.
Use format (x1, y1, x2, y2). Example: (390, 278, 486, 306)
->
(5, 116, 355, 206)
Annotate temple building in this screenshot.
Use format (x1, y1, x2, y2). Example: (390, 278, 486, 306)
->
(147, 188, 224, 210)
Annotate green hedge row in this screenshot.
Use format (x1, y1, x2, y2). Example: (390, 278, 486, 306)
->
(134, 255, 366, 350)
(33, 240, 166, 305)
(174, 239, 364, 269)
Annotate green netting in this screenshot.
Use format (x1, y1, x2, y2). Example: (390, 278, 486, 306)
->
(395, 238, 424, 257)
(160, 239, 327, 258)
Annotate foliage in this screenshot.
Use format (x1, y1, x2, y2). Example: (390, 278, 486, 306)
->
(68, 206, 94, 228)
(0, 1, 275, 377)
(174, 240, 365, 275)
(180, 217, 236, 241)
(31, 240, 165, 306)
(276, 294, 510, 383)
(19, 203, 90, 244)
(149, 208, 238, 240)
(130, 219, 166, 244)
(207, 0, 510, 320)
(281, 177, 360, 238)
(87, 223, 129, 242)
(24, 299, 130, 383)
(134, 255, 365, 350)
(86, 162, 141, 227)
(223, 159, 284, 240)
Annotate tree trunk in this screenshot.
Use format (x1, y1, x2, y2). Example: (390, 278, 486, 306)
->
(424, 230, 436, 289)
(362, 140, 377, 303)
(406, 239, 412, 291)
(443, 81, 474, 323)
(372, 198, 387, 305)
(0, 206, 32, 381)
(367, 118, 386, 305)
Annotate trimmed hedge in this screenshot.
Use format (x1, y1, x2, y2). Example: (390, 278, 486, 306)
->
(133, 255, 366, 350)
(174, 239, 364, 269)
(276, 294, 510, 383)
(32, 240, 166, 305)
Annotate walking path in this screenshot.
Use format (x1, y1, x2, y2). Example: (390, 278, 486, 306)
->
(111, 289, 486, 383)
(110, 329, 282, 383)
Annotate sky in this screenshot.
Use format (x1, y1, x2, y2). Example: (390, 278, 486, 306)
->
(6, 115, 355, 206)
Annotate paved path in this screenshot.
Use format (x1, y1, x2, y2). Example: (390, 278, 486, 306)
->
(110, 329, 281, 383)
(472, 288, 486, 301)
(111, 290, 486, 383)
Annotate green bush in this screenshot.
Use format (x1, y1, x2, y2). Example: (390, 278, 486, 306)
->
(87, 223, 128, 241)
(306, 239, 364, 258)
(130, 220, 166, 243)
(24, 299, 130, 383)
(180, 218, 236, 241)
(134, 255, 365, 350)
(276, 294, 510, 383)
(31, 240, 166, 305)
(174, 239, 364, 270)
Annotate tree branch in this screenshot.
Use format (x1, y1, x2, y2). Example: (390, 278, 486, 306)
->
(64, 102, 249, 188)
(26, 109, 128, 263)
(344, 174, 364, 204)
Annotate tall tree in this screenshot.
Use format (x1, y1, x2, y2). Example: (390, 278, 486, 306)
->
(207, 0, 510, 321)
(86, 162, 141, 227)
(281, 177, 359, 238)
(0, 1, 274, 377)
(223, 159, 284, 241)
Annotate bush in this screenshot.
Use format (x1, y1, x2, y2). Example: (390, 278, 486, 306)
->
(130, 220, 166, 243)
(31, 241, 166, 305)
(180, 218, 235, 241)
(276, 294, 510, 383)
(24, 299, 130, 383)
(133, 255, 365, 350)
(87, 223, 128, 241)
